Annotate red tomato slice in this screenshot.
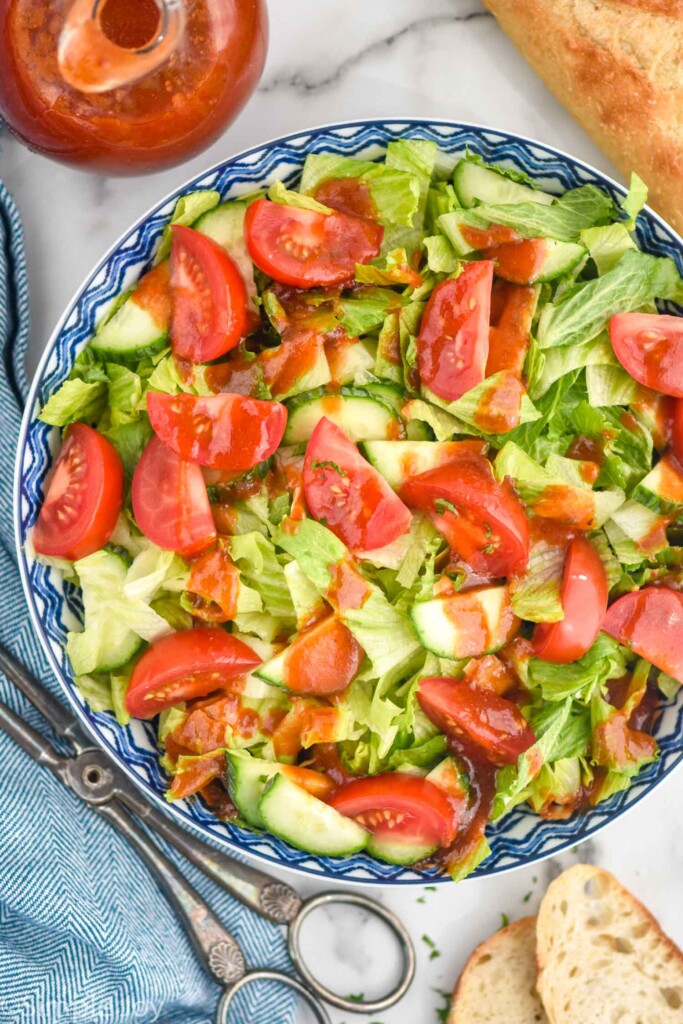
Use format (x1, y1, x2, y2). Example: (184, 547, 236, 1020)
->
(610, 313, 683, 397)
(418, 676, 536, 766)
(147, 392, 287, 472)
(303, 417, 412, 550)
(33, 423, 124, 561)
(244, 198, 383, 288)
(170, 225, 248, 363)
(126, 628, 261, 719)
(603, 586, 683, 683)
(672, 398, 683, 462)
(282, 615, 364, 695)
(132, 435, 216, 556)
(417, 261, 494, 401)
(400, 452, 529, 576)
(532, 536, 608, 663)
(328, 774, 457, 850)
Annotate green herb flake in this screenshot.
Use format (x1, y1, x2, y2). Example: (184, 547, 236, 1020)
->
(310, 458, 348, 476)
(500, 913, 510, 929)
(347, 993, 365, 1003)
(434, 498, 459, 517)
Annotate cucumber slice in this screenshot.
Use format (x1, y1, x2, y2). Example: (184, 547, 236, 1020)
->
(258, 774, 369, 856)
(410, 586, 517, 660)
(363, 382, 407, 414)
(633, 456, 683, 515)
(359, 440, 484, 490)
(529, 240, 586, 283)
(254, 649, 288, 690)
(367, 834, 437, 866)
(194, 201, 258, 309)
(225, 750, 281, 828)
(91, 292, 168, 364)
(453, 160, 554, 209)
(327, 340, 375, 384)
(273, 344, 332, 401)
(438, 212, 479, 256)
(66, 549, 143, 675)
(284, 387, 404, 444)
(427, 757, 468, 799)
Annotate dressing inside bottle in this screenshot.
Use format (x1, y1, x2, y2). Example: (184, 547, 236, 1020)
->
(0, 0, 268, 173)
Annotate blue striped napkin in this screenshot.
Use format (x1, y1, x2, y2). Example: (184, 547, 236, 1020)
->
(0, 180, 296, 1024)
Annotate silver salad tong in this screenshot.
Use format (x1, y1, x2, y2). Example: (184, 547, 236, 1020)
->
(0, 643, 415, 1023)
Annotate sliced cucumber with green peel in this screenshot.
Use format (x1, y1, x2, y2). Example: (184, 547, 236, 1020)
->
(284, 387, 404, 444)
(272, 345, 332, 401)
(633, 456, 683, 515)
(254, 649, 288, 689)
(359, 439, 484, 490)
(363, 381, 407, 414)
(194, 201, 258, 309)
(258, 774, 369, 856)
(410, 586, 517, 660)
(439, 216, 583, 283)
(367, 834, 437, 866)
(91, 290, 168, 364)
(453, 160, 554, 209)
(66, 549, 143, 675)
(328, 340, 375, 384)
(225, 750, 281, 828)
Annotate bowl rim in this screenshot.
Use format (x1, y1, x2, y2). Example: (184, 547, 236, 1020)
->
(14, 116, 683, 886)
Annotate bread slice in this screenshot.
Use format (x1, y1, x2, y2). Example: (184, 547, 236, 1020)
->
(537, 863, 683, 1023)
(482, 0, 683, 235)
(449, 916, 548, 1024)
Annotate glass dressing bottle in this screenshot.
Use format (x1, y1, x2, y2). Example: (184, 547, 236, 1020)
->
(0, 0, 268, 173)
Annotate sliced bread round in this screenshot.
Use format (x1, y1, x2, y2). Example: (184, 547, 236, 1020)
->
(449, 916, 548, 1024)
(537, 863, 683, 1024)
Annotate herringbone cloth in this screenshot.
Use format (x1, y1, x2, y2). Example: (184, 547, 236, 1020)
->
(0, 180, 296, 1024)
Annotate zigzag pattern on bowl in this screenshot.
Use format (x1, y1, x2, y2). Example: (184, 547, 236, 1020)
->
(16, 120, 683, 884)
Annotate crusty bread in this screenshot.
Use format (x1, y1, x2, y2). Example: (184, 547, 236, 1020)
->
(449, 916, 548, 1024)
(482, 0, 683, 235)
(537, 864, 683, 1024)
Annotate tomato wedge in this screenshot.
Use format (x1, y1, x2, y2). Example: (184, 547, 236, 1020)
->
(281, 615, 364, 695)
(328, 774, 457, 855)
(170, 225, 248, 363)
(610, 313, 683, 397)
(532, 536, 608, 663)
(400, 451, 529, 576)
(147, 392, 287, 472)
(244, 198, 383, 288)
(126, 628, 261, 719)
(602, 586, 683, 683)
(132, 435, 216, 556)
(418, 677, 536, 765)
(34, 423, 124, 561)
(303, 417, 412, 550)
(417, 261, 494, 401)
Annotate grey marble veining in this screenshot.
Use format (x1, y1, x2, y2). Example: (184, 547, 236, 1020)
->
(0, 2, 680, 1021)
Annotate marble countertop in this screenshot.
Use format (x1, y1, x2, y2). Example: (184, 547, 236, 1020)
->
(2, 1, 681, 1021)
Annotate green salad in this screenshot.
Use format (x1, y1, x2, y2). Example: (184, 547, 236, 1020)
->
(33, 139, 683, 879)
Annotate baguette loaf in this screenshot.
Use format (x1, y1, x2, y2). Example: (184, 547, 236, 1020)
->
(536, 863, 683, 1023)
(482, 0, 683, 235)
(449, 916, 548, 1023)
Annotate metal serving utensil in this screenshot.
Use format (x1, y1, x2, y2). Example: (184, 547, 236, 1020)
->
(0, 644, 415, 1019)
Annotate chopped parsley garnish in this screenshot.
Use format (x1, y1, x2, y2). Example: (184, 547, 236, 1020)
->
(310, 457, 347, 476)
(434, 498, 459, 517)
(500, 912, 510, 929)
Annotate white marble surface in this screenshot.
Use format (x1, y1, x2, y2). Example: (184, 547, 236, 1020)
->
(1, 1, 681, 1021)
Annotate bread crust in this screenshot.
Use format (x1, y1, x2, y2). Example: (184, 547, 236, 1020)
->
(449, 916, 547, 1024)
(537, 864, 683, 1023)
(482, 0, 683, 235)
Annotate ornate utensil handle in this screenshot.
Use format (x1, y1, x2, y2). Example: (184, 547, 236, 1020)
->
(97, 799, 246, 987)
(114, 780, 302, 925)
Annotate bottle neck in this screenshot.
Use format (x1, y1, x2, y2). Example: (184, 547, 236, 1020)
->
(58, 0, 186, 94)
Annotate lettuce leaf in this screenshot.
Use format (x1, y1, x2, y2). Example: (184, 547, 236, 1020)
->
(455, 184, 614, 243)
(537, 250, 683, 350)
(528, 633, 629, 702)
(510, 538, 565, 623)
(39, 378, 108, 426)
(156, 189, 221, 261)
(299, 154, 420, 227)
(229, 531, 295, 625)
(336, 287, 408, 336)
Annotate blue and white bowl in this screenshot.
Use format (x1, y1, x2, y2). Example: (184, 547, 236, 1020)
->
(15, 119, 683, 884)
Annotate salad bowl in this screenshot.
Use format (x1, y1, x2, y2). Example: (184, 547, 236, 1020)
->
(15, 118, 683, 885)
